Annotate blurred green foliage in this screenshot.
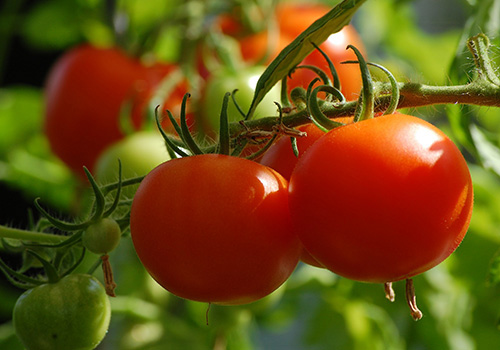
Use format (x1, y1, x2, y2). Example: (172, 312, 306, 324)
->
(2, 0, 500, 349)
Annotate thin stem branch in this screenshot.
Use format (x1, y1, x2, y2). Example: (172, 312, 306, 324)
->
(0, 225, 65, 244)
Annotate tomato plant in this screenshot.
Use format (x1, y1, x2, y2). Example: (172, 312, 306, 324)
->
(201, 66, 281, 132)
(13, 274, 111, 350)
(222, 3, 365, 100)
(44, 45, 186, 179)
(276, 4, 365, 99)
(288, 114, 474, 283)
(130, 154, 300, 305)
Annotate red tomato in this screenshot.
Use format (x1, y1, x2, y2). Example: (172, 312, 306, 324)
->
(288, 114, 473, 283)
(141, 62, 191, 131)
(130, 154, 300, 305)
(44, 45, 188, 179)
(260, 118, 352, 268)
(260, 124, 325, 180)
(44, 45, 147, 178)
(260, 117, 354, 180)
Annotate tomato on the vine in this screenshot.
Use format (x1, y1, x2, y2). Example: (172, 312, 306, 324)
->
(44, 45, 187, 179)
(83, 218, 122, 255)
(130, 154, 300, 305)
(288, 114, 473, 283)
(260, 119, 351, 268)
(201, 66, 281, 132)
(13, 274, 111, 350)
(260, 117, 353, 180)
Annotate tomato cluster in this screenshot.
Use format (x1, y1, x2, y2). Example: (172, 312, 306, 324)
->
(33, 3, 475, 346)
(129, 114, 472, 306)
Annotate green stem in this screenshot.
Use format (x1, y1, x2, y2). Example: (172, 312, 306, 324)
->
(0, 225, 65, 244)
(229, 79, 500, 136)
(467, 33, 500, 86)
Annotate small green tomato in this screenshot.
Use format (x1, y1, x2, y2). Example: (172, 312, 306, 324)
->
(202, 66, 281, 132)
(13, 274, 111, 350)
(94, 131, 171, 198)
(83, 218, 121, 255)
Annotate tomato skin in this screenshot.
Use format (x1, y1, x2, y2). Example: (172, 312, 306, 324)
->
(130, 154, 300, 305)
(288, 114, 473, 283)
(260, 124, 324, 180)
(94, 131, 171, 200)
(261, 117, 354, 181)
(261, 119, 352, 268)
(202, 66, 280, 132)
(13, 274, 111, 350)
(44, 45, 148, 178)
(94, 131, 170, 179)
(44, 45, 186, 179)
(141, 62, 192, 132)
(83, 218, 122, 254)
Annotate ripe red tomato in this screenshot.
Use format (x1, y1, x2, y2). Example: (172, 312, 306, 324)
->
(44, 45, 147, 178)
(226, 4, 365, 100)
(260, 117, 354, 180)
(130, 154, 300, 305)
(288, 114, 473, 283)
(260, 118, 352, 268)
(44, 45, 188, 179)
(141, 62, 192, 132)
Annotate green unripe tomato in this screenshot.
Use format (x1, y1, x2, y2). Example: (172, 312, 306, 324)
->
(13, 274, 111, 350)
(83, 218, 121, 254)
(202, 66, 281, 132)
(94, 131, 171, 197)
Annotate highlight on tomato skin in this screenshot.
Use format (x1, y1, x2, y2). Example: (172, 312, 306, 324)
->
(288, 114, 474, 284)
(129, 154, 301, 305)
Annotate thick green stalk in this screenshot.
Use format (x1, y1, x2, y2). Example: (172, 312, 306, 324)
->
(229, 80, 500, 137)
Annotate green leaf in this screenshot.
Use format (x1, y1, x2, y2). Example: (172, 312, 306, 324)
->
(0, 88, 42, 156)
(21, 0, 84, 50)
(488, 251, 500, 286)
(246, 0, 367, 119)
(470, 124, 500, 176)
